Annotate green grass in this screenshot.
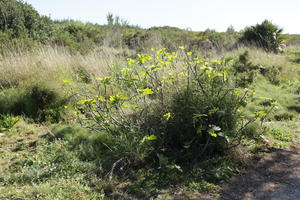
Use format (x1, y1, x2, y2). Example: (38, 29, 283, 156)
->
(0, 121, 105, 200)
(0, 120, 244, 199)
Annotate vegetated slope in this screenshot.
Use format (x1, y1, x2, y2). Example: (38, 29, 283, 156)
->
(0, 1, 300, 199)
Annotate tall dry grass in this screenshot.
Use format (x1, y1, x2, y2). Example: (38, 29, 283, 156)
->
(222, 46, 300, 81)
(0, 46, 122, 88)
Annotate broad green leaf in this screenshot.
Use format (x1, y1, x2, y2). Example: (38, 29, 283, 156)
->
(138, 88, 154, 97)
(208, 132, 217, 137)
(144, 134, 157, 141)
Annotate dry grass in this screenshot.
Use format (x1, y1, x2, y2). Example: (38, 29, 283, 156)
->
(222, 46, 300, 81)
(0, 46, 121, 88)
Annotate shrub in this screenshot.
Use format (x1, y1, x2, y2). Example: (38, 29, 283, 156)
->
(274, 112, 294, 121)
(69, 47, 263, 173)
(264, 66, 281, 85)
(73, 65, 92, 83)
(232, 51, 258, 87)
(0, 84, 67, 122)
(241, 20, 284, 53)
(0, 0, 53, 40)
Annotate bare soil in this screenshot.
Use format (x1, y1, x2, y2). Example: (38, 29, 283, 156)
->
(220, 147, 300, 200)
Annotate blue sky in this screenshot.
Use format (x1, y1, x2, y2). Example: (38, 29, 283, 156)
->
(24, 0, 300, 33)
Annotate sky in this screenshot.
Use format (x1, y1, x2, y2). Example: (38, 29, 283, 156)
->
(24, 0, 300, 34)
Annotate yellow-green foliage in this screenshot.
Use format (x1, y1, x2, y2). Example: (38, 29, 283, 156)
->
(68, 47, 274, 171)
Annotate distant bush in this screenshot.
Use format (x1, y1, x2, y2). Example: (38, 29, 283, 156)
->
(73, 65, 92, 83)
(0, 0, 54, 40)
(53, 21, 104, 53)
(232, 51, 258, 87)
(123, 30, 149, 50)
(241, 20, 284, 53)
(274, 112, 294, 121)
(259, 64, 282, 85)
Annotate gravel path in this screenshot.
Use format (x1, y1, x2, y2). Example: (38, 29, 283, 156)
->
(221, 148, 300, 200)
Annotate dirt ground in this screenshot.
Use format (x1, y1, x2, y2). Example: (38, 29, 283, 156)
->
(220, 147, 300, 200)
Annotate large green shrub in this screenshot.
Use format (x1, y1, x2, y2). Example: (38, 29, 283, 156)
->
(241, 20, 284, 53)
(68, 47, 265, 173)
(0, 0, 53, 40)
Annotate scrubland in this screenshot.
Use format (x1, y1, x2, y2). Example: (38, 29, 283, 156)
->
(0, 1, 300, 199)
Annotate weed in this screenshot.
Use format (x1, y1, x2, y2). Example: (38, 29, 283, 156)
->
(0, 114, 20, 132)
(271, 129, 293, 142)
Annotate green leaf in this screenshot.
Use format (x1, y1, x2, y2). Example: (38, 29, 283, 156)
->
(138, 88, 154, 97)
(141, 134, 157, 143)
(76, 99, 96, 105)
(208, 132, 217, 137)
(167, 164, 183, 172)
(145, 134, 157, 141)
(183, 141, 192, 149)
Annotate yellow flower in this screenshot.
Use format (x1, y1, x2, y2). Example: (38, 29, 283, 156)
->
(127, 58, 135, 66)
(163, 112, 172, 120)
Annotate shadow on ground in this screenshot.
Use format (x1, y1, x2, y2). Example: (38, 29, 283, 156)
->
(220, 149, 300, 200)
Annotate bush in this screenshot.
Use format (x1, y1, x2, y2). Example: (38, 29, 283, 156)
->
(73, 65, 92, 83)
(0, 84, 67, 122)
(0, 0, 53, 40)
(241, 20, 284, 53)
(263, 66, 281, 85)
(274, 112, 294, 121)
(232, 51, 258, 87)
(69, 47, 263, 174)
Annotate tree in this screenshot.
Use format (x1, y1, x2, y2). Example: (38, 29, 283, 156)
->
(240, 20, 284, 53)
(0, 0, 54, 41)
(226, 25, 235, 33)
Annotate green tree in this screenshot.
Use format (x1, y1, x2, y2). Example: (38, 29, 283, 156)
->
(0, 0, 54, 42)
(241, 20, 284, 53)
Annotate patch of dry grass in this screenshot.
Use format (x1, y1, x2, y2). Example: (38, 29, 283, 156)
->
(0, 46, 121, 88)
